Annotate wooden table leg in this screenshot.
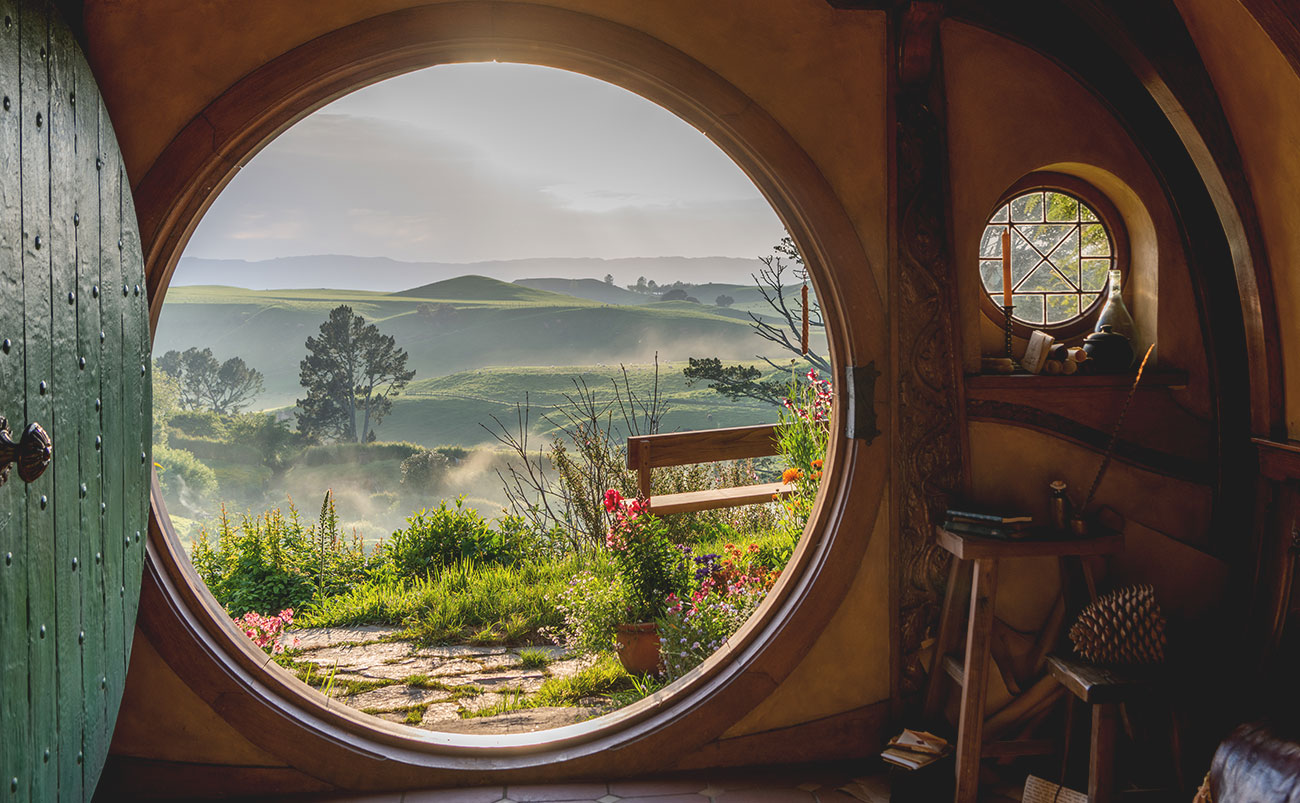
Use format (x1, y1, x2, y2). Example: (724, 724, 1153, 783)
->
(1089, 702, 1118, 803)
(955, 558, 998, 803)
(924, 558, 968, 720)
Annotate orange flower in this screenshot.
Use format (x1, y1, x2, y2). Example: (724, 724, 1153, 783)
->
(781, 467, 802, 484)
(811, 459, 823, 470)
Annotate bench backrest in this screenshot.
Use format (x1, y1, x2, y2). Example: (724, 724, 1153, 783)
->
(626, 424, 781, 498)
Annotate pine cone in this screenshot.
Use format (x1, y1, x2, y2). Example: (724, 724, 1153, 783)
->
(1068, 584, 1167, 665)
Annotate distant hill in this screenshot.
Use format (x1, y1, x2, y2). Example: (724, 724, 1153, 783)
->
(393, 275, 565, 302)
(173, 254, 767, 291)
(154, 281, 826, 410)
(515, 278, 644, 305)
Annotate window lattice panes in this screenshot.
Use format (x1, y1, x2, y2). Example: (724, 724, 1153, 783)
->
(979, 190, 1115, 328)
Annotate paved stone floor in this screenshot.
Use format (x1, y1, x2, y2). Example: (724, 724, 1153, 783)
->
(287, 626, 606, 734)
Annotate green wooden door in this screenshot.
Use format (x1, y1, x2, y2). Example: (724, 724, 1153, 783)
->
(0, 0, 150, 799)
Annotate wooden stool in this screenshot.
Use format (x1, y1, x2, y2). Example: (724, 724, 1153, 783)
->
(1047, 655, 1158, 803)
(923, 527, 1124, 803)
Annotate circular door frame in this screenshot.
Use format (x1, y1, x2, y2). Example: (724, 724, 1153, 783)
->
(132, 1, 889, 789)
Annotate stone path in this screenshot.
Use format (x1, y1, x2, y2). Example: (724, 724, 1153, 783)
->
(286, 626, 604, 734)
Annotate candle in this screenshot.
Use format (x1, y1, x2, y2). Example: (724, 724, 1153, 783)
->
(1001, 227, 1012, 307)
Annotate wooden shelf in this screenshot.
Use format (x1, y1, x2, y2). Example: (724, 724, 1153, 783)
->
(935, 526, 1124, 560)
(1255, 438, 1300, 481)
(965, 369, 1188, 391)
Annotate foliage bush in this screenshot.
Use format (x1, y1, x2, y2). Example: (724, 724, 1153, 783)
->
(299, 441, 422, 466)
(189, 492, 371, 617)
(544, 569, 630, 655)
(170, 435, 265, 466)
(604, 490, 690, 623)
(168, 409, 231, 440)
(154, 443, 219, 514)
(658, 587, 764, 681)
(400, 449, 451, 494)
(378, 498, 530, 577)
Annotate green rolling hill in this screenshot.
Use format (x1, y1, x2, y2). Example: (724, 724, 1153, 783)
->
(154, 278, 824, 410)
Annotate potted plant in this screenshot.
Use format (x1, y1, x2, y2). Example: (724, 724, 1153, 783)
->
(603, 489, 688, 674)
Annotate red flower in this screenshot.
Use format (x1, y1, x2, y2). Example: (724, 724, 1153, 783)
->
(603, 489, 623, 512)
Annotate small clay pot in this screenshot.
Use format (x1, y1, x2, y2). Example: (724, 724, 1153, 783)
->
(614, 622, 661, 675)
(1082, 325, 1134, 373)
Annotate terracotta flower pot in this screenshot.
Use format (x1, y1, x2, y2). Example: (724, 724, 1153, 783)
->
(614, 622, 661, 675)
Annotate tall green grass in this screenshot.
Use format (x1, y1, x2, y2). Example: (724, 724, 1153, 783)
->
(301, 552, 617, 645)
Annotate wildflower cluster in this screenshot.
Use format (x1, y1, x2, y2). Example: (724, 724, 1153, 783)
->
(658, 587, 764, 680)
(543, 570, 628, 656)
(234, 608, 299, 655)
(780, 369, 833, 423)
(657, 541, 782, 680)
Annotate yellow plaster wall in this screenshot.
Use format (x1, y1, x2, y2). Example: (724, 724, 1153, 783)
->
(943, 21, 1211, 424)
(1174, 0, 1300, 438)
(724, 497, 892, 736)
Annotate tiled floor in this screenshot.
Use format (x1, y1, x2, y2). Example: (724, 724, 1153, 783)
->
(298, 763, 888, 803)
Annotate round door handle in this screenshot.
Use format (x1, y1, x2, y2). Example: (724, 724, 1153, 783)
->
(0, 417, 52, 487)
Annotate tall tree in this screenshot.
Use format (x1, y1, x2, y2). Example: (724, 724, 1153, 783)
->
(156, 347, 265, 414)
(296, 305, 415, 443)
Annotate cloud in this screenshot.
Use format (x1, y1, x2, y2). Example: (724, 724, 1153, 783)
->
(184, 89, 784, 265)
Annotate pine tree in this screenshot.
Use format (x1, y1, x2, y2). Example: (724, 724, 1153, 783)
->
(296, 305, 415, 442)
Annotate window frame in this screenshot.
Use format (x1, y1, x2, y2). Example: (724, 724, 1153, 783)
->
(977, 172, 1131, 341)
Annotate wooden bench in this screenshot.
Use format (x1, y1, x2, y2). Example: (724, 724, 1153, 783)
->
(626, 424, 796, 515)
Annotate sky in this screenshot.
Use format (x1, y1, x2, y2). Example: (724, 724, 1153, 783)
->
(181, 62, 785, 268)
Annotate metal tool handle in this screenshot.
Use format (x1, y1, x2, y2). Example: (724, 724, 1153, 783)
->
(0, 417, 52, 487)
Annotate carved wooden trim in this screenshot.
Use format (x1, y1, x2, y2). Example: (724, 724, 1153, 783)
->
(890, 0, 968, 698)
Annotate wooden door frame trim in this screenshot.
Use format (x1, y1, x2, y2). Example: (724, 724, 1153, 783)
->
(130, 2, 889, 789)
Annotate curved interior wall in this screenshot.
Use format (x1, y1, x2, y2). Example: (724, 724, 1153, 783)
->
(71, 0, 1300, 796)
(944, 20, 1225, 635)
(87, 1, 894, 796)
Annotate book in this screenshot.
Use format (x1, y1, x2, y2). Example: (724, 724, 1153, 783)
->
(880, 729, 951, 770)
(881, 747, 941, 770)
(890, 729, 948, 755)
(941, 520, 1026, 540)
(1023, 329, 1055, 374)
(944, 508, 1032, 525)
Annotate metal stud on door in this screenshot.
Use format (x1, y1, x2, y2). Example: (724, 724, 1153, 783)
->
(0, 0, 150, 799)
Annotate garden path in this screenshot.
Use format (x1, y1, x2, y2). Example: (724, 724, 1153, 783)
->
(287, 626, 605, 734)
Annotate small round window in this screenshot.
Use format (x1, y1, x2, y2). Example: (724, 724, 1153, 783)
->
(978, 180, 1124, 337)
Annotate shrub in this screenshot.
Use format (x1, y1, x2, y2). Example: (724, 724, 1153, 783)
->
(154, 443, 219, 515)
(400, 449, 451, 494)
(189, 491, 371, 617)
(379, 498, 520, 577)
(545, 569, 629, 656)
(299, 441, 422, 466)
(169, 435, 264, 466)
(603, 490, 690, 622)
(368, 491, 399, 513)
(233, 608, 300, 655)
(168, 409, 230, 439)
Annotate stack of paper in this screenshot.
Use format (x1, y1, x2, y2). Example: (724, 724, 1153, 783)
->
(880, 729, 951, 770)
